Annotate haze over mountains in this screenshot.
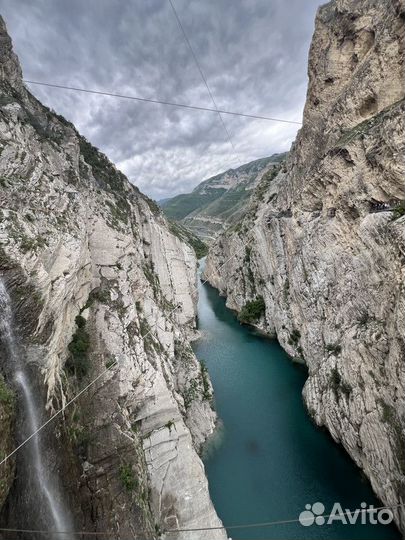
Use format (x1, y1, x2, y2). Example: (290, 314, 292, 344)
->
(161, 153, 287, 240)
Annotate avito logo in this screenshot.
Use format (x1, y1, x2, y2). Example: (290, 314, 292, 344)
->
(299, 502, 393, 526)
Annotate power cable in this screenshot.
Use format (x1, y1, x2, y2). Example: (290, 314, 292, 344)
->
(168, 0, 241, 165)
(0, 502, 402, 538)
(23, 80, 302, 125)
(0, 106, 384, 467)
(0, 239, 249, 467)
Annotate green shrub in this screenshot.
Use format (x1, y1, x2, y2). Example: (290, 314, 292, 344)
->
(105, 357, 116, 369)
(357, 311, 369, 326)
(330, 367, 341, 391)
(20, 236, 37, 253)
(0, 376, 14, 407)
(254, 166, 280, 201)
(244, 246, 252, 263)
(66, 316, 90, 379)
(330, 367, 351, 397)
(75, 315, 86, 328)
(82, 287, 110, 311)
(119, 463, 138, 491)
(238, 296, 265, 324)
(200, 360, 212, 401)
(288, 328, 301, 346)
(68, 423, 90, 452)
(144, 196, 161, 216)
(168, 221, 208, 259)
(183, 378, 199, 408)
(392, 201, 405, 220)
(187, 235, 207, 259)
(326, 343, 342, 355)
(283, 279, 290, 300)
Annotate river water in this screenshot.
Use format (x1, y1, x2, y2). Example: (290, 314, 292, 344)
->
(192, 269, 400, 540)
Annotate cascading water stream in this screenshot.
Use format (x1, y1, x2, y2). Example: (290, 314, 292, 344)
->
(0, 279, 73, 538)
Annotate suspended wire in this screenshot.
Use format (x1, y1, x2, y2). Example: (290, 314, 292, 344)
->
(165, 503, 405, 533)
(0, 87, 388, 491)
(4, 5, 394, 526)
(168, 0, 242, 165)
(0, 110, 377, 468)
(23, 80, 302, 125)
(0, 502, 403, 537)
(1, 103, 398, 540)
(0, 239, 249, 468)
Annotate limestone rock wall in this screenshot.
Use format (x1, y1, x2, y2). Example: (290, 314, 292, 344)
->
(0, 16, 225, 539)
(0, 375, 14, 509)
(205, 0, 405, 532)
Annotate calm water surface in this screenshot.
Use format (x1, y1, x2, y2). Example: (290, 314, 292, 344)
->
(192, 266, 400, 540)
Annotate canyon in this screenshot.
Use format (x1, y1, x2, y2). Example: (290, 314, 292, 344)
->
(0, 15, 225, 539)
(205, 0, 405, 533)
(0, 0, 404, 537)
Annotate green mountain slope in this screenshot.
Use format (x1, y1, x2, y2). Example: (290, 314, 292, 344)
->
(161, 153, 287, 240)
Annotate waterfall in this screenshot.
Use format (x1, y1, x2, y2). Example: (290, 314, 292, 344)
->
(0, 279, 73, 538)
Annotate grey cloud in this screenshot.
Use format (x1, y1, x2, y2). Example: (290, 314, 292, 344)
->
(0, 0, 321, 199)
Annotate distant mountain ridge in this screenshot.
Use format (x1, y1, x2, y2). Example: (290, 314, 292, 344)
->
(161, 153, 287, 240)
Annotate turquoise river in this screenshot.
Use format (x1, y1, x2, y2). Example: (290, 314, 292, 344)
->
(192, 264, 400, 540)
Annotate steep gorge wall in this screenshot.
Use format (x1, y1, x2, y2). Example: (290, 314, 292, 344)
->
(0, 16, 225, 539)
(205, 0, 405, 531)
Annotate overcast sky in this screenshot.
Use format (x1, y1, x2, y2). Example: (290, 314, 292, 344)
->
(0, 0, 321, 199)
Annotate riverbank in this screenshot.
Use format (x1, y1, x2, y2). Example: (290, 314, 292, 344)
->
(193, 271, 400, 540)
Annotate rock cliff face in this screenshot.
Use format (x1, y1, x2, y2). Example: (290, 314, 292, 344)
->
(0, 16, 225, 539)
(205, 0, 405, 531)
(0, 375, 14, 510)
